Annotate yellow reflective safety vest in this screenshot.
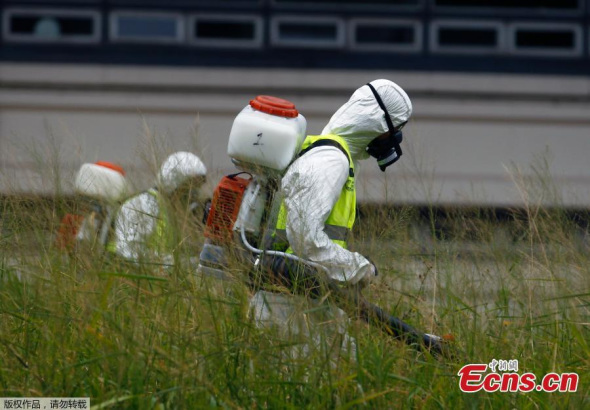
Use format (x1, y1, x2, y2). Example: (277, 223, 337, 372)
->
(271, 134, 356, 252)
(106, 188, 172, 255)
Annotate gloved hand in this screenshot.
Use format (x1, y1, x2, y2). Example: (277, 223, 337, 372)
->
(357, 258, 378, 289)
(367, 257, 379, 277)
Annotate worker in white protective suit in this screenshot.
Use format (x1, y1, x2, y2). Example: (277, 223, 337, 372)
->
(56, 161, 128, 256)
(108, 152, 207, 266)
(250, 79, 412, 361)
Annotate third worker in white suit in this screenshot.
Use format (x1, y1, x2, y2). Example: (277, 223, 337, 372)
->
(250, 79, 413, 361)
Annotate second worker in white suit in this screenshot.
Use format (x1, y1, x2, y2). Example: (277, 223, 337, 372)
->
(108, 151, 207, 267)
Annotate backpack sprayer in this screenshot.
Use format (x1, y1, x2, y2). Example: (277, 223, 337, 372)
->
(197, 95, 306, 277)
(57, 161, 128, 251)
(197, 96, 449, 357)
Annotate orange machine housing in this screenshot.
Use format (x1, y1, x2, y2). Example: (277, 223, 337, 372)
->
(204, 175, 251, 242)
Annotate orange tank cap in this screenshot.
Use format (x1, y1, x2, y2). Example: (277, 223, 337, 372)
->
(94, 161, 126, 176)
(250, 95, 299, 118)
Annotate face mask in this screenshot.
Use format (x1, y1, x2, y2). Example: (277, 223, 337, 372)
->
(365, 82, 406, 172)
(366, 130, 403, 172)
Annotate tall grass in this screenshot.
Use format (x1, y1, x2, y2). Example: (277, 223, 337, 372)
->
(0, 141, 588, 409)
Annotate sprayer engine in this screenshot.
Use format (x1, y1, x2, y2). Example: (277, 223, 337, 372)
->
(204, 174, 251, 243)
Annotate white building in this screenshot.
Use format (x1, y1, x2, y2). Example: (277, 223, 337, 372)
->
(1, 0, 589, 207)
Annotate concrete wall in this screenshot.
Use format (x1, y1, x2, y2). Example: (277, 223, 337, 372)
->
(1, 63, 589, 206)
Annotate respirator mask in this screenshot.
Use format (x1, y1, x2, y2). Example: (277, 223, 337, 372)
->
(365, 83, 406, 172)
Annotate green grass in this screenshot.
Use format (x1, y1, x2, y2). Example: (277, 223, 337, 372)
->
(0, 181, 589, 409)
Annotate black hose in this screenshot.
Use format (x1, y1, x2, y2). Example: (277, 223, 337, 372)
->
(358, 297, 445, 356)
(254, 253, 448, 357)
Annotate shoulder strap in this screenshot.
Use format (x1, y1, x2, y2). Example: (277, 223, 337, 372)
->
(298, 139, 354, 178)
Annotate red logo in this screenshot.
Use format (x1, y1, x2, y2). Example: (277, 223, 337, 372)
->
(458, 362, 578, 393)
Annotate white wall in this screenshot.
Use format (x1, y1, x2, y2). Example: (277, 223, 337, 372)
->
(1, 63, 589, 206)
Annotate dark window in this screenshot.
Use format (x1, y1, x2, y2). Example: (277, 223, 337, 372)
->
(10, 16, 44, 34)
(279, 22, 337, 42)
(434, 0, 578, 10)
(195, 20, 255, 40)
(356, 25, 415, 45)
(515, 29, 575, 49)
(190, 16, 261, 47)
(438, 27, 497, 47)
(10, 15, 94, 36)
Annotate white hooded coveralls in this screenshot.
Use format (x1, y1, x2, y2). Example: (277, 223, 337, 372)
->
(250, 79, 413, 355)
(111, 152, 207, 263)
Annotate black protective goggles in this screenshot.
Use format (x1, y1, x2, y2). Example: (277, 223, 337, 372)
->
(365, 83, 405, 172)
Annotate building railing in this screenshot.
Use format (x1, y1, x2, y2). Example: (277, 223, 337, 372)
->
(1, 0, 589, 74)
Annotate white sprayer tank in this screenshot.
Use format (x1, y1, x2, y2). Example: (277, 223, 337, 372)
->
(74, 161, 128, 202)
(227, 95, 307, 172)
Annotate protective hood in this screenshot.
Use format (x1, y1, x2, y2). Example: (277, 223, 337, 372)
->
(321, 79, 412, 160)
(157, 152, 207, 193)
